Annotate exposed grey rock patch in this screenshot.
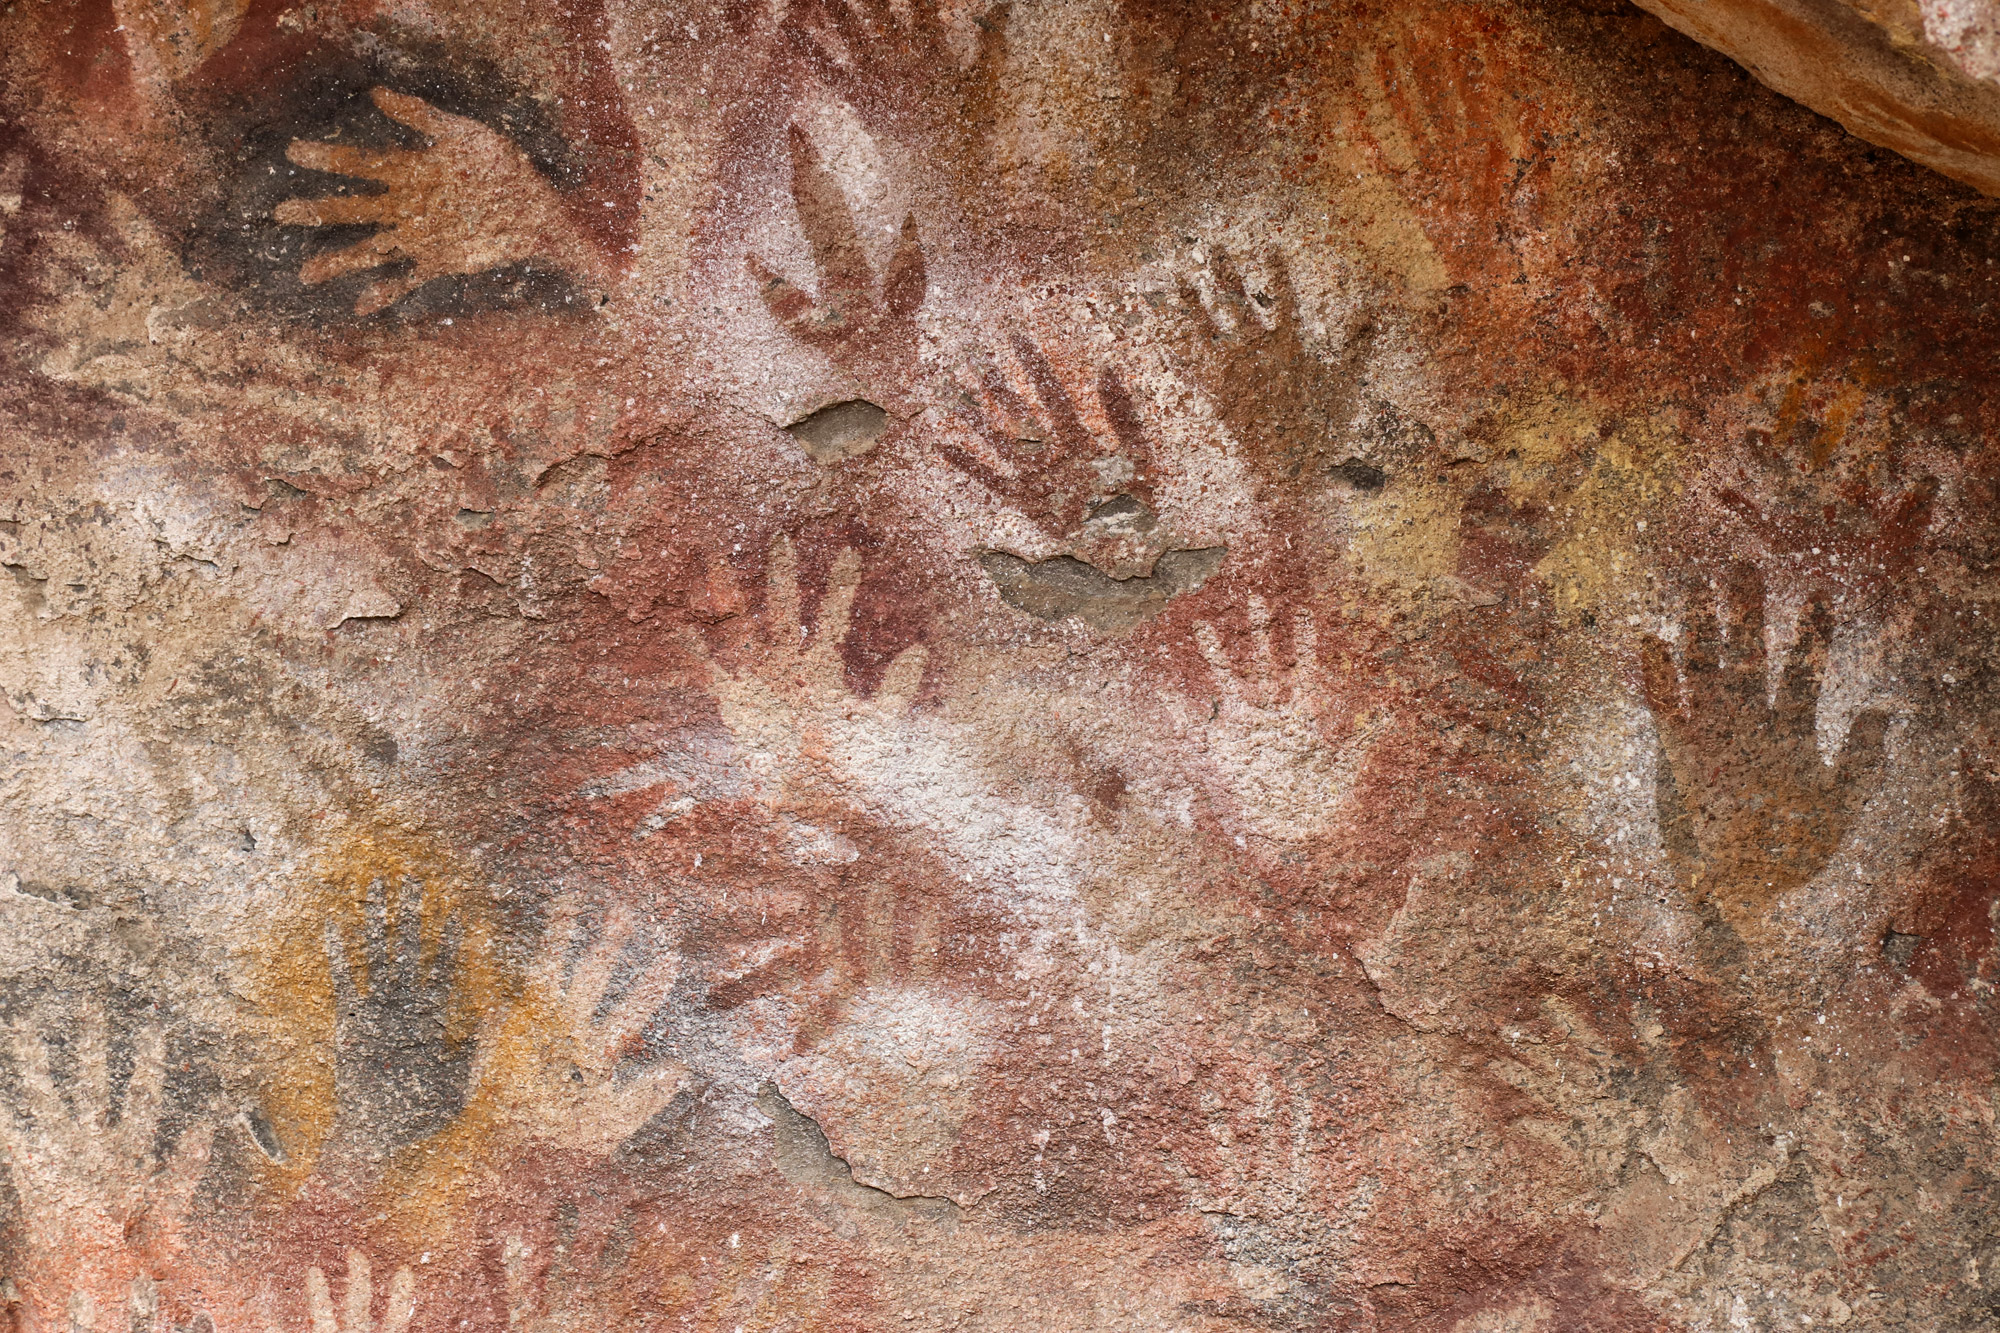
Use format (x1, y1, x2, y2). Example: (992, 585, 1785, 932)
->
(978, 546, 1226, 631)
(757, 1082, 960, 1224)
(785, 399, 889, 462)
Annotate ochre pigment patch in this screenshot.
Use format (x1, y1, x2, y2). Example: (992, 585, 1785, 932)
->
(246, 824, 512, 1204)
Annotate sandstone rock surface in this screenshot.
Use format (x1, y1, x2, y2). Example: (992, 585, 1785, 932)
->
(1, 1, 1997, 1329)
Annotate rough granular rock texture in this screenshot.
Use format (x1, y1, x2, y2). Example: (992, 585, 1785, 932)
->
(1632, 0, 2000, 195)
(1, 2, 1997, 1329)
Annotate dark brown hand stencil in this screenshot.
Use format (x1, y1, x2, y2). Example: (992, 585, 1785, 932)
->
(944, 337, 1154, 536)
(322, 876, 471, 1167)
(1640, 564, 1889, 920)
(276, 88, 608, 316)
(751, 125, 926, 406)
(1167, 247, 1372, 480)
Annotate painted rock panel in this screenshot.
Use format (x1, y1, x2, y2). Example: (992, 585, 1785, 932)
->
(0, 1, 1996, 1329)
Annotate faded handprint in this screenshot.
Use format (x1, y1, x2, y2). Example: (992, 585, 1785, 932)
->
(282, 1252, 415, 1333)
(22, 192, 234, 392)
(703, 846, 952, 1039)
(0, 1007, 213, 1310)
(1891, 737, 2000, 997)
(1167, 246, 1373, 480)
(1351, 27, 1549, 278)
(789, 0, 1012, 163)
(1714, 393, 1938, 597)
(113, 0, 245, 86)
(322, 876, 471, 1169)
(1474, 997, 1791, 1287)
(751, 124, 926, 404)
(1639, 565, 1890, 919)
(275, 87, 609, 316)
(641, 1219, 852, 1332)
(1171, 1055, 1322, 1221)
(1191, 596, 1380, 843)
(691, 535, 927, 810)
(1718, 472, 1936, 596)
(501, 1205, 644, 1333)
(503, 1233, 591, 1333)
(65, 1272, 220, 1333)
(472, 896, 685, 1156)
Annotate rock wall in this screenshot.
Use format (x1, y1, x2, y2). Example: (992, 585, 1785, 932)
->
(1631, 0, 2000, 196)
(1, 2, 1996, 1329)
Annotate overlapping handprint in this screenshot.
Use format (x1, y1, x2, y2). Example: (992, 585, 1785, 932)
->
(788, 0, 1013, 178)
(1639, 564, 1891, 922)
(0, 1004, 213, 1321)
(688, 537, 1093, 961)
(1349, 20, 1550, 282)
(470, 895, 685, 1157)
(275, 87, 611, 316)
(750, 117, 1210, 589)
(689, 534, 929, 813)
(1165, 245, 1374, 481)
(1189, 596, 1384, 844)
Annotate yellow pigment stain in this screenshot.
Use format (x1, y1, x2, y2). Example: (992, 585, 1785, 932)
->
(249, 818, 689, 1255)
(373, 965, 646, 1252)
(1528, 407, 1682, 626)
(1344, 459, 1464, 599)
(245, 820, 521, 1235)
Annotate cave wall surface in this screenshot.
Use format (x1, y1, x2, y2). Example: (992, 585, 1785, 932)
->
(1631, 0, 2000, 196)
(2, 1, 1998, 1329)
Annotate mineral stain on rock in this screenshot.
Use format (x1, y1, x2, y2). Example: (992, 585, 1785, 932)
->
(1327, 457, 1387, 491)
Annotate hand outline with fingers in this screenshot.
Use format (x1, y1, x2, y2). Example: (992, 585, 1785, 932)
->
(1639, 563, 1890, 917)
(1349, 25, 1549, 278)
(690, 535, 928, 811)
(751, 124, 926, 404)
(1190, 596, 1381, 844)
(686, 540, 955, 1032)
(0, 1005, 214, 1305)
(323, 875, 471, 1167)
(275, 87, 607, 316)
(472, 896, 686, 1156)
(1166, 246, 1373, 479)
(788, 0, 1012, 169)
(291, 1251, 415, 1333)
(941, 334, 1160, 542)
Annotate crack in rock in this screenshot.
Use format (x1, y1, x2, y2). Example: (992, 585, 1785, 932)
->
(756, 1082, 961, 1225)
